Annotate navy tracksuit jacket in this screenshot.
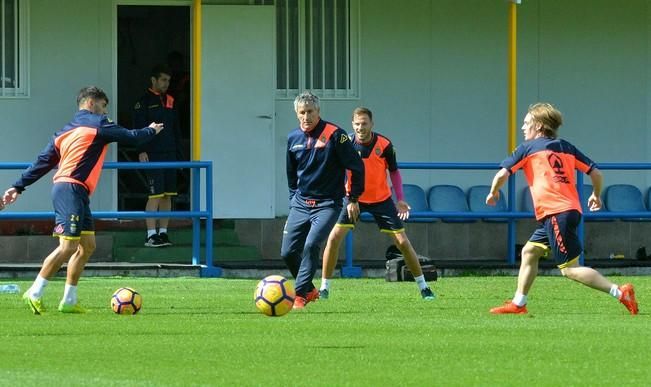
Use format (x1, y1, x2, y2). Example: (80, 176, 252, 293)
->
(281, 119, 364, 296)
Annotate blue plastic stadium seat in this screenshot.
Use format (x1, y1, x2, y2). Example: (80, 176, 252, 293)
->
(604, 184, 650, 221)
(467, 185, 507, 222)
(402, 184, 437, 223)
(428, 184, 476, 223)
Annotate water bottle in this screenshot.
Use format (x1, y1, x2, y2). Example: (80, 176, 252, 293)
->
(0, 284, 20, 294)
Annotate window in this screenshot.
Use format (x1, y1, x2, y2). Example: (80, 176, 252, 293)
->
(276, 0, 358, 98)
(1, 0, 28, 98)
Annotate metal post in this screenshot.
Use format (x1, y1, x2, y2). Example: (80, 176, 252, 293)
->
(191, 0, 202, 161)
(341, 229, 361, 278)
(507, 0, 518, 153)
(191, 167, 200, 266)
(201, 162, 221, 277)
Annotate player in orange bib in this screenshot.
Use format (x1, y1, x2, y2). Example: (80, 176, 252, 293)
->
(319, 107, 435, 300)
(486, 103, 638, 315)
(2, 86, 163, 314)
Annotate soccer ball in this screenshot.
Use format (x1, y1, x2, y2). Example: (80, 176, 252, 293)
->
(111, 287, 142, 315)
(254, 275, 295, 317)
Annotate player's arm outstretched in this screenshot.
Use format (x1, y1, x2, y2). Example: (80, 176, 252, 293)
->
(3, 140, 61, 206)
(99, 118, 163, 147)
(486, 168, 510, 206)
(2, 188, 19, 206)
(99, 118, 162, 163)
(587, 168, 603, 211)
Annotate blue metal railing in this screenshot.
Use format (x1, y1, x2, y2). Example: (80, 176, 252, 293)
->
(0, 161, 221, 277)
(341, 162, 651, 277)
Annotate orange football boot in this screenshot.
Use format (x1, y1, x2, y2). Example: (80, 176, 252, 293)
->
(490, 301, 528, 314)
(618, 284, 639, 315)
(293, 288, 320, 310)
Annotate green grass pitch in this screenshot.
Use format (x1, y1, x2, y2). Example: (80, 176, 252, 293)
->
(0, 276, 649, 386)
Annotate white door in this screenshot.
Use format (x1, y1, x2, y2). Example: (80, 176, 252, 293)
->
(201, 5, 275, 218)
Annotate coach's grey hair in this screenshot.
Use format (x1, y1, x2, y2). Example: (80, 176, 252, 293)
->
(294, 91, 320, 111)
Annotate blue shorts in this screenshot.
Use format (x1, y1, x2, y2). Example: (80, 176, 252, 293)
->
(146, 151, 178, 198)
(337, 197, 404, 233)
(528, 210, 582, 268)
(51, 182, 94, 239)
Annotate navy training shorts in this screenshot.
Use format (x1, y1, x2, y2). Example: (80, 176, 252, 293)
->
(145, 151, 178, 198)
(51, 182, 94, 239)
(528, 209, 582, 267)
(336, 197, 405, 233)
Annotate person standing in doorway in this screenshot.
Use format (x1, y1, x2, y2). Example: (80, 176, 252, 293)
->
(133, 64, 182, 248)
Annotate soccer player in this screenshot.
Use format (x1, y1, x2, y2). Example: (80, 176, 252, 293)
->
(319, 107, 435, 300)
(282, 91, 364, 309)
(486, 103, 638, 315)
(2, 86, 163, 314)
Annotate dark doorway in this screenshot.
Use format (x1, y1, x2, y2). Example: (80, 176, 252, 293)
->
(117, 5, 191, 211)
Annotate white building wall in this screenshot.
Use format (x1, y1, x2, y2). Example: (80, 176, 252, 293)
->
(521, 0, 649, 189)
(0, 1, 649, 217)
(273, 0, 651, 215)
(0, 0, 114, 212)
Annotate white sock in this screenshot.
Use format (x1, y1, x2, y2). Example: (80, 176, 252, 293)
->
(29, 275, 49, 299)
(414, 275, 428, 290)
(320, 278, 330, 291)
(147, 229, 157, 238)
(609, 284, 622, 299)
(159, 227, 167, 234)
(62, 284, 77, 305)
(512, 292, 527, 307)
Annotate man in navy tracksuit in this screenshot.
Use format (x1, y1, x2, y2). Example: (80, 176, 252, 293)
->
(282, 91, 364, 309)
(133, 64, 182, 248)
